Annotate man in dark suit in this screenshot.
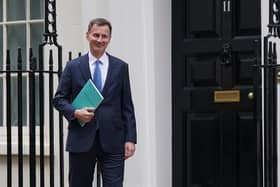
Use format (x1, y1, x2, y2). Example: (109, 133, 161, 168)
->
(53, 18, 137, 187)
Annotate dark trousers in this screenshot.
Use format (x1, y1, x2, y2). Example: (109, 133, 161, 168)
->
(69, 133, 124, 187)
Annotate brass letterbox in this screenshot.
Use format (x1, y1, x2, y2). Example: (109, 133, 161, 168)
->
(214, 90, 240, 103)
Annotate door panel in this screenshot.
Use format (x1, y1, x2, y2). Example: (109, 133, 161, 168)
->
(188, 0, 222, 38)
(172, 0, 261, 186)
(233, 0, 261, 36)
(185, 0, 222, 38)
(188, 113, 220, 187)
(188, 55, 219, 86)
(238, 113, 257, 187)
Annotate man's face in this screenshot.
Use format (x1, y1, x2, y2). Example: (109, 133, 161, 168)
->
(86, 24, 111, 58)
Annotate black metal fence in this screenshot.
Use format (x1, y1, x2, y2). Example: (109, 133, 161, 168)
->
(0, 45, 64, 187)
(262, 0, 280, 187)
(0, 0, 103, 186)
(0, 48, 102, 187)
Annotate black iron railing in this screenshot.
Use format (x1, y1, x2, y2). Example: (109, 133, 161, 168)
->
(1, 49, 103, 187)
(39, 1, 63, 187)
(262, 0, 280, 187)
(1, 0, 103, 186)
(0, 46, 62, 187)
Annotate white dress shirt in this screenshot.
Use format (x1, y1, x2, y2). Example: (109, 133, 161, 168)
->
(88, 52, 109, 91)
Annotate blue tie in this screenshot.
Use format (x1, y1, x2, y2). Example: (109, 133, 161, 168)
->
(93, 60, 102, 92)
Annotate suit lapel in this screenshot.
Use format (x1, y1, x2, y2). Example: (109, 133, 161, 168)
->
(101, 54, 117, 97)
(78, 54, 92, 82)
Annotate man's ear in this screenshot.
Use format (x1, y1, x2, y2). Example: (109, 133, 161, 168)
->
(86, 32, 89, 41)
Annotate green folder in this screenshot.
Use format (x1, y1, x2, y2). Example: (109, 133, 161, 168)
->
(71, 79, 104, 126)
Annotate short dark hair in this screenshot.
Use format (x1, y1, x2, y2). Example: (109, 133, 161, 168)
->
(87, 18, 112, 35)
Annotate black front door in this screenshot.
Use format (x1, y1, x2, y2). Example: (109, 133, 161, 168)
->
(172, 0, 261, 187)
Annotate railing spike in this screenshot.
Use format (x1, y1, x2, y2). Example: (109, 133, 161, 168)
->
(17, 48, 22, 70)
(68, 51, 72, 61)
(6, 50, 10, 67)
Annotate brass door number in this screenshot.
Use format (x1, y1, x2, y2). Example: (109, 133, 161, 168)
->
(214, 90, 240, 103)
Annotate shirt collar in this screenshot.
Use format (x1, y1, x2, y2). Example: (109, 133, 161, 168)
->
(88, 52, 108, 65)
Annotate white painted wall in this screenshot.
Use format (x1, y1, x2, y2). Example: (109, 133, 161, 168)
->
(56, 0, 172, 186)
(153, 0, 172, 186)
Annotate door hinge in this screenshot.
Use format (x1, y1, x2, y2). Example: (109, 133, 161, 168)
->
(223, 0, 231, 13)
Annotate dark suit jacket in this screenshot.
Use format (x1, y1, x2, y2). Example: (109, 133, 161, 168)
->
(53, 53, 137, 153)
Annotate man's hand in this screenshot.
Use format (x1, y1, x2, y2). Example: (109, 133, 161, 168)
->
(74, 107, 95, 123)
(125, 142, 136, 160)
